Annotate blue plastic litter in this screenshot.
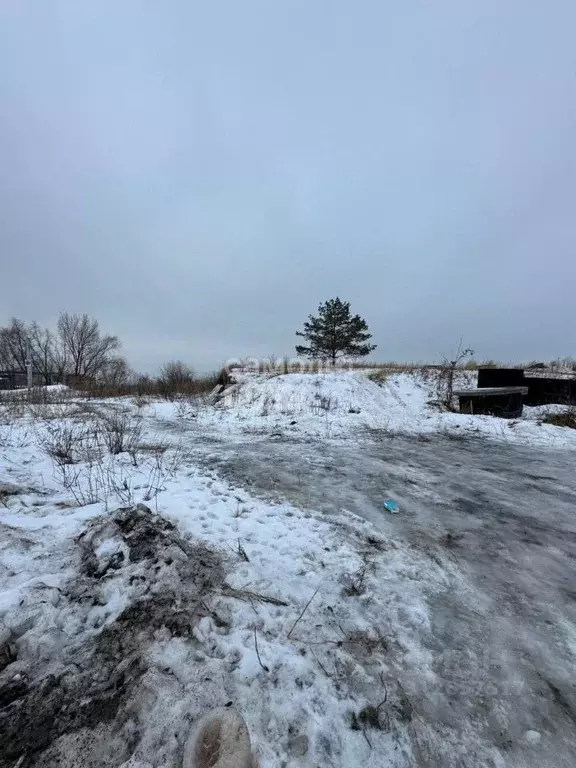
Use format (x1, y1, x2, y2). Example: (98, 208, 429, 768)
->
(383, 498, 400, 514)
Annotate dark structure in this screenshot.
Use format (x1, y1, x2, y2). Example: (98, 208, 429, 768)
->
(0, 370, 57, 390)
(523, 376, 576, 406)
(0, 371, 29, 390)
(455, 386, 528, 418)
(478, 367, 576, 406)
(477, 367, 525, 389)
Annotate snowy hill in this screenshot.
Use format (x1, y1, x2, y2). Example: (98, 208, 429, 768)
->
(205, 369, 576, 449)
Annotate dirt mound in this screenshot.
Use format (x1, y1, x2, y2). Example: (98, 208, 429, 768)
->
(0, 505, 225, 768)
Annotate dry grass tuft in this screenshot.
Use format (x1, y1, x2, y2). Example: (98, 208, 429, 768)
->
(342, 565, 368, 596)
(367, 369, 388, 385)
(541, 409, 576, 429)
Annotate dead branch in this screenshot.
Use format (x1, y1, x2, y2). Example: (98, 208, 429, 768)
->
(253, 626, 269, 672)
(309, 648, 331, 677)
(237, 538, 250, 562)
(287, 585, 321, 639)
(222, 583, 288, 606)
(376, 684, 388, 710)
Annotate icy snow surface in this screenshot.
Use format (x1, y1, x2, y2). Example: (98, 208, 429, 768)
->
(1, 370, 575, 767)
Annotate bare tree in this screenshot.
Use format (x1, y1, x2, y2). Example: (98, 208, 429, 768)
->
(51, 341, 69, 383)
(29, 323, 57, 384)
(437, 339, 474, 408)
(0, 318, 63, 383)
(96, 356, 132, 389)
(0, 318, 29, 372)
(57, 313, 120, 379)
(0, 326, 13, 370)
(134, 373, 156, 396)
(158, 360, 195, 397)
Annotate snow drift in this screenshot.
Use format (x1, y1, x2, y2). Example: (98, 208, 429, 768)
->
(209, 370, 576, 448)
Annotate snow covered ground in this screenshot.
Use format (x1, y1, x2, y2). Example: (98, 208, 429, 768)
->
(1, 370, 576, 767)
(181, 369, 576, 450)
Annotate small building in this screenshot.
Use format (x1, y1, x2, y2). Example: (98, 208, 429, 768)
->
(522, 376, 576, 406)
(0, 370, 58, 391)
(455, 386, 529, 419)
(477, 367, 525, 389)
(477, 367, 576, 407)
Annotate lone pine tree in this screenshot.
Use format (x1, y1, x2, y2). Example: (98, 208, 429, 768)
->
(295, 298, 376, 364)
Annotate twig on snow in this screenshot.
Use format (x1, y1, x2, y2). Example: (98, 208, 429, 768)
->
(376, 685, 388, 710)
(200, 600, 212, 614)
(222, 583, 287, 606)
(248, 596, 259, 616)
(253, 626, 269, 672)
(309, 648, 331, 678)
(237, 538, 250, 562)
(376, 672, 388, 710)
(287, 585, 321, 639)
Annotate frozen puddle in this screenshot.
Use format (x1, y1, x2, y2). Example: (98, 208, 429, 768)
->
(193, 431, 576, 768)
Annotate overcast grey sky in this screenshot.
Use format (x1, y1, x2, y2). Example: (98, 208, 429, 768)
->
(0, 1, 574, 372)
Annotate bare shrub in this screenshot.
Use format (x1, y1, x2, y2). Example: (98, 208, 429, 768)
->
(45, 434, 192, 509)
(0, 386, 71, 408)
(39, 409, 145, 498)
(17, 387, 51, 406)
(0, 398, 26, 424)
(260, 394, 275, 417)
(157, 363, 221, 400)
(29, 387, 72, 405)
(48, 453, 135, 508)
(0, 390, 33, 448)
(26, 401, 87, 422)
(133, 374, 157, 397)
(158, 360, 195, 398)
(342, 565, 368, 596)
(436, 341, 474, 409)
(26, 402, 58, 421)
(142, 439, 194, 498)
(0, 421, 33, 449)
(173, 397, 191, 421)
(53, 460, 107, 506)
(173, 393, 209, 421)
(310, 392, 336, 415)
(96, 409, 144, 458)
(134, 394, 150, 410)
(258, 354, 278, 373)
(40, 421, 93, 466)
(69, 402, 101, 421)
